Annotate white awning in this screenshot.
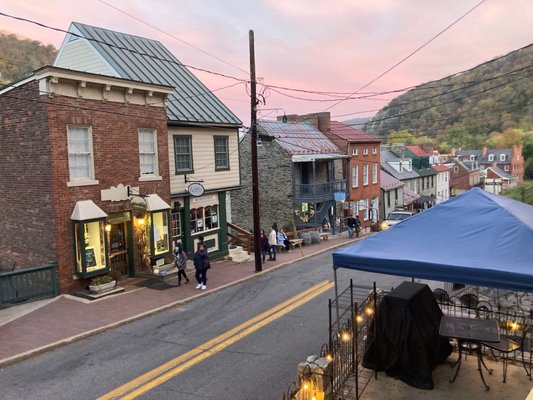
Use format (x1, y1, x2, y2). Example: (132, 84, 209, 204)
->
(145, 194, 171, 212)
(71, 200, 108, 221)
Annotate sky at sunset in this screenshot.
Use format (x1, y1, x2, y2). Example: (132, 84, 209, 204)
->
(1, 0, 532, 127)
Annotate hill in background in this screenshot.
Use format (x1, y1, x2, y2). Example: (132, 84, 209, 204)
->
(0, 32, 57, 86)
(364, 44, 533, 148)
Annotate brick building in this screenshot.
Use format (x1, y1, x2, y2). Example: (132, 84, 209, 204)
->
(0, 66, 173, 292)
(324, 121, 382, 229)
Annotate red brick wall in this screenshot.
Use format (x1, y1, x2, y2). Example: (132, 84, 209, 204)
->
(0, 81, 170, 292)
(349, 143, 381, 225)
(0, 81, 57, 271)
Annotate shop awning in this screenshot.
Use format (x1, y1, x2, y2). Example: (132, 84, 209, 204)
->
(145, 194, 171, 212)
(71, 200, 108, 221)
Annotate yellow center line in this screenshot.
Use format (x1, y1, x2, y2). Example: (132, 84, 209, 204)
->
(98, 280, 333, 400)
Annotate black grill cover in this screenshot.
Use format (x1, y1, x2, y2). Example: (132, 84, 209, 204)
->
(362, 281, 452, 389)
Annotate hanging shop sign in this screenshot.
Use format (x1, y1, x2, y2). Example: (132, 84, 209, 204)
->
(187, 183, 205, 197)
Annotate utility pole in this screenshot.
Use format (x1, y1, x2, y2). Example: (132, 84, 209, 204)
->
(249, 30, 262, 272)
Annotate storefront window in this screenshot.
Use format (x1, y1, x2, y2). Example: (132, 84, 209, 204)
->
(74, 220, 108, 277)
(190, 205, 219, 233)
(152, 210, 170, 256)
(171, 209, 182, 241)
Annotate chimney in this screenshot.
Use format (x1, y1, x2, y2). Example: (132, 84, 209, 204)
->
(451, 148, 456, 157)
(482, 147, 487, 157)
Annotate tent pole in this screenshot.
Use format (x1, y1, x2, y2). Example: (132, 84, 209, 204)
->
(334, 267, 340, 331)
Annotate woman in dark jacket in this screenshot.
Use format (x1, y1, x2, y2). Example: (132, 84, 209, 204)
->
(259, 229, 269, 263)
(193, 243, 208, 290)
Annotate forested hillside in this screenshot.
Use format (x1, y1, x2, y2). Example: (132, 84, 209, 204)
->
(0, 32, 56, 86)
(364, 44, 533, 148)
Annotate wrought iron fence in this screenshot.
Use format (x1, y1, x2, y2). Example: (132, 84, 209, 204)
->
(0, 262, 58, 305)
(281, 280, 380, 400)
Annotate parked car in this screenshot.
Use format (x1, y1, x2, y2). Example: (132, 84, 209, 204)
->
(380, 210, 414, 230)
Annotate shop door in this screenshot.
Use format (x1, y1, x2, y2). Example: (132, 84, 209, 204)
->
(109, 222, 129, 276)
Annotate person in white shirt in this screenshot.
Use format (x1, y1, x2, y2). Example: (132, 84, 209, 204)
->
(268, 225, 277, 261)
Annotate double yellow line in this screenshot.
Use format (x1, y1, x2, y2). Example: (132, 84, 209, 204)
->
(98, 280, 333, 400)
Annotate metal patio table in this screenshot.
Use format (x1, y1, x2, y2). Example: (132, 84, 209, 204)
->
(439, 315, 500, 390)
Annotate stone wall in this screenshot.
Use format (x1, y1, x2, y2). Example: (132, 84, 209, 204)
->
(231, 134, 294, 232)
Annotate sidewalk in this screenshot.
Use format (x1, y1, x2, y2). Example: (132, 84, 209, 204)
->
(0, 232, 357, 367)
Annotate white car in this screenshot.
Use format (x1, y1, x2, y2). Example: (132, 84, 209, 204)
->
(380, 210, 414, 230)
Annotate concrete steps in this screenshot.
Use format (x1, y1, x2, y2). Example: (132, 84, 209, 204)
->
(228, 245, 253, 263)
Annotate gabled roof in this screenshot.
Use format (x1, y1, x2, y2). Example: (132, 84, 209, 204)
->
(432, 164, 449, 173)
(486, 165, 512, 179)
(456, 148, 513, 165)
(328, 121, 381, 143)
(380, 150, 419, 181)
(257, 120, 341, 156)
(55, 22, 241, 127)
(405, 145, 434, 156)
(380, 170, 403, 191)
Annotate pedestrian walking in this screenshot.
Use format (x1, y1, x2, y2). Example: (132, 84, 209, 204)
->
(173, 242, 189, 286)
(354, 215, 362, 238)
(347, 215, 356, 238)
(259, 229, 269, 263)
(193, 243, 209, 290)
(268, 225, 277, 261)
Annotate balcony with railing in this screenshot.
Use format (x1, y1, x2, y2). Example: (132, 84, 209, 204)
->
(294, 179, 347, 203)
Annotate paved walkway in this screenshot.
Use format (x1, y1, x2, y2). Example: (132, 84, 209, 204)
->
(0, 232, 357, 366)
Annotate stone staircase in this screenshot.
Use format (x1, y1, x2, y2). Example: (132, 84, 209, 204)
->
(228, 245, 254, 263)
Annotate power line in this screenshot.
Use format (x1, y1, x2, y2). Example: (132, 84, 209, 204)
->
(323, 0, 487, 111)
(97, 0, 249, 77)
(0, 12, 247, 85)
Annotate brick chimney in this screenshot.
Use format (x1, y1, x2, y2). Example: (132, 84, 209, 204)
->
(482, 147, 487, 157)
(451, 148, 456, 157)
(278, 112, 330, 135)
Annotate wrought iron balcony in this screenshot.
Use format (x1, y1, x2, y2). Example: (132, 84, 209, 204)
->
(293, 179, 347, 202)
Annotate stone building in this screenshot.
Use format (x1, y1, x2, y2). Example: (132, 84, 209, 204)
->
(231, 117, 347, 233)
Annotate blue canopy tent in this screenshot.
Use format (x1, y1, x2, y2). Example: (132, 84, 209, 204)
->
(332, 188, 533, 292)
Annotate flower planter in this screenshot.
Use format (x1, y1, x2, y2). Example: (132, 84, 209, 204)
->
(89, 280, 117, 294)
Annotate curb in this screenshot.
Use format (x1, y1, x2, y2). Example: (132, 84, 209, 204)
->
(0, 236, 359, 367)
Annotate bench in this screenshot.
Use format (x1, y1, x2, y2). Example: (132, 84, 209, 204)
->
(319, 232, 330, 240)
(289, 239, 303, 246)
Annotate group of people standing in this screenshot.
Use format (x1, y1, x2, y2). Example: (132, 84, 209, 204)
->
(173, 235, 209, 290)
(259, 224, 291, 263)
(347, 214, 362, 238)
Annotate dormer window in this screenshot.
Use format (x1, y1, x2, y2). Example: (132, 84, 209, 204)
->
(500, 154, 506, 162)
(488, 154, 494, 161)
(352, 148, 358, 156)
(454, 166, 459, 173)
(470, 155, 475, 161)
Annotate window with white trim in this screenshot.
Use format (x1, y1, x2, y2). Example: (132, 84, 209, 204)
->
(504, 165, 509, 171)
(364, 199, 370, 220)
(363, 148, 368, 155)
(500, 154, 506, 161)
(488, 154, 494, 161)
(372, 163, 378, 184)
(138, 129, 158, 176)
(470, 155, 475, 161)
(453, 166, 459, 173)
(352, 147, 358, 156)
(174, 135, 193, 174)
(171, 209, 182, 240)
(372, 147, 377, 155)
(351, 165, 359, 188)
(363, 164, 369, 185)
(67, 125, 94, 181)
(214, 136, 230, 171)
